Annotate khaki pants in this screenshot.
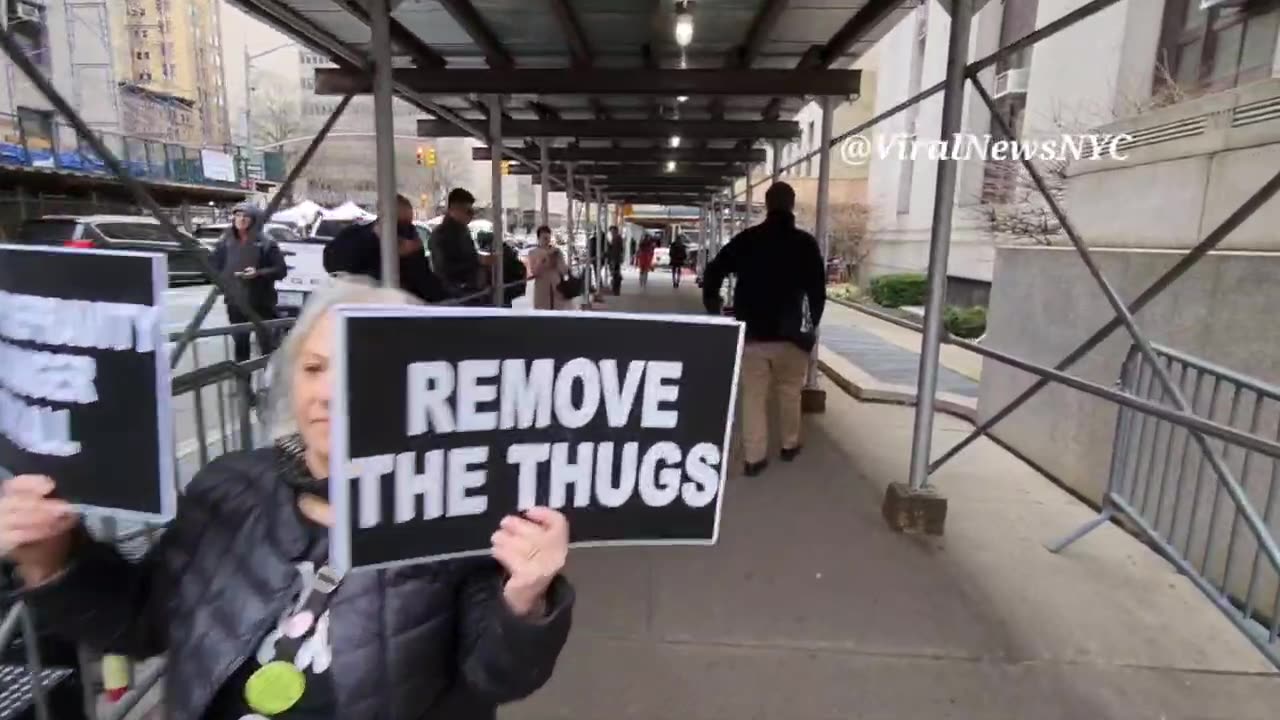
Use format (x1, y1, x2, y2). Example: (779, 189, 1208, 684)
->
(740, 340, 810, 464)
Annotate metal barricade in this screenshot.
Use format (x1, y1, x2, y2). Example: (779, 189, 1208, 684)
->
(1052, 343, 1280, 668)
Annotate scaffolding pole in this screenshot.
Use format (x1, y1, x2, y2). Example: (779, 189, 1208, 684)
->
(540, 139, 550, 227)
(804, 95, 837, 399)
(490, 94, 505, 306)
(370, 0, 399, 288)
(905, 0, 972, 492)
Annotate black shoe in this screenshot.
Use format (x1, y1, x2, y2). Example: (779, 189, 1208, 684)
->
(780, 445, 803, 462)
(743, 459, 769, 477)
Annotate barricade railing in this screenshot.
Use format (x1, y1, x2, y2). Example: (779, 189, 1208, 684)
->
(1050, 343, 1280, 667)
(836, 300, 1280, 669)
(20, 277, 536, 720)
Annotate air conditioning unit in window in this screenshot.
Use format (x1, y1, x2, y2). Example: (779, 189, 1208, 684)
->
(994, 68, 1030, 98)
(1199, 0, 1250, 9)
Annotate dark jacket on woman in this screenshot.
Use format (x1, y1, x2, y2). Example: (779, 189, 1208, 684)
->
(210, 206, 288, 312)
(20, 446, 574, 720)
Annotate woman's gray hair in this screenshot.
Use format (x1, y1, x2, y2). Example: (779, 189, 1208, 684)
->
(268, 275, 423, 433)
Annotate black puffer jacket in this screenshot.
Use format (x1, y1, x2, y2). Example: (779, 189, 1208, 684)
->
(21, 447, 574, 719)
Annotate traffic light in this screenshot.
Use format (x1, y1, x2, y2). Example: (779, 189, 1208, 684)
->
(426, 147, 437, 167)
(415, 146, 424, 165)
(501, 160, 510, 176)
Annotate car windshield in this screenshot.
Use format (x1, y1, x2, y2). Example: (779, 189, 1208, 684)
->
(193, 226, 226, 240)
(95, 222, 178, 243)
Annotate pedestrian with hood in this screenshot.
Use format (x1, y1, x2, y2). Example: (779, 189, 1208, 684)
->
(211, 203, 288, 362)
(702, 182, 825, 477)
(323, 194, 447, 303)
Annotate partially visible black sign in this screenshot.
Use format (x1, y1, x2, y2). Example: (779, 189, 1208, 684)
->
(0, 245, 174, 519)
(329, 306, 744, 571)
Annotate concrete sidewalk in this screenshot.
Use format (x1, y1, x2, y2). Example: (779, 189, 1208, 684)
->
(507, 272, 1280, 720)
(816, 300, 985, 420)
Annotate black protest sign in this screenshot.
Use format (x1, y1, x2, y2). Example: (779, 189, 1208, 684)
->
(329, 306, 744, 571)
(0, 245, 175, 519)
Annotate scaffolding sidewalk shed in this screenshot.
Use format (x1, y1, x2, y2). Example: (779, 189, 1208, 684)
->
(0, 0, 1277, 717)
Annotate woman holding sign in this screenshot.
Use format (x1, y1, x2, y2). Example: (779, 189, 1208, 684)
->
(0, 279, 575, 719)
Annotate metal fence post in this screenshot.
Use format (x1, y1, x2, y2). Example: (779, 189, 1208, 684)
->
(237, 374, 254, 451)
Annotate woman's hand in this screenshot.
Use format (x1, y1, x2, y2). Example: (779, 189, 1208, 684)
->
(0, 475, 78, 585)
(490, 507, 569, 618)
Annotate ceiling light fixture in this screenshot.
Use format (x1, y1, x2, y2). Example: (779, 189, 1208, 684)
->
(674, 1, 694, 48)
(669, 135, 681, 148)
(666, 160, 677, 172)
(677, 95, 689, 103)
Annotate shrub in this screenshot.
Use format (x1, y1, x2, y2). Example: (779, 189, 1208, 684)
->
(944, 305, 987, 339)
(869, 273, 927, 308)
(826, 282, 861, 302)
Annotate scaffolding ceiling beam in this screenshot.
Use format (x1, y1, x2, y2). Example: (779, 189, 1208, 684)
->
(316, 68, 861, 97)
(472, 146, 765, 163)
(420, 118, 798, 140)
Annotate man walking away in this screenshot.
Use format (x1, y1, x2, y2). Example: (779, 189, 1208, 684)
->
(323, 194, 446, 302)
(607, 225, 625, 295)
(669, 234, 688, 288)
(211, 203, 288, 362)
(428, 188, 490, 302)
(702, 182, 825, 477)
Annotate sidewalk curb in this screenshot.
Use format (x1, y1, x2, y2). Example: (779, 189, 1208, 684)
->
(816, 344, 978, 422)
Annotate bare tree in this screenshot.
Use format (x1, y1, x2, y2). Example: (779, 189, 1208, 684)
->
(426, 151, 464, 213)
(796, 200, 873, 281)
(977, 57, 1191, 245)
(250, 73, 301, 148)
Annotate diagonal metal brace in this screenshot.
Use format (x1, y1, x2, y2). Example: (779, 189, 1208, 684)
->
(170, 93, 354, 367)
(958, 74, 1280, 573)
(931, 165, 1280, 472)
(0, 23, 273, 344)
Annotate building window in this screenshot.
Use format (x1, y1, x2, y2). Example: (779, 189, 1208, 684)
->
(1158, 0, 1280, 96)
(9, 1, 50, 70)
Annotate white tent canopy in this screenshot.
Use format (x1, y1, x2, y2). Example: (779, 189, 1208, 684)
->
(270, 200, 322, 226)
(324, 201, 374, 221)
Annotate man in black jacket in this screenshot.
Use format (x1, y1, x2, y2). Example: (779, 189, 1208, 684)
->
(703, 182, 825, 476)
(210, 204, 288, 362)
(428, 188, 490, 301)
(322, 194, 447, 302)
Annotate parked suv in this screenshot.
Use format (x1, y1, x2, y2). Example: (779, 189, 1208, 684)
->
(15, 215, 207, 286)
